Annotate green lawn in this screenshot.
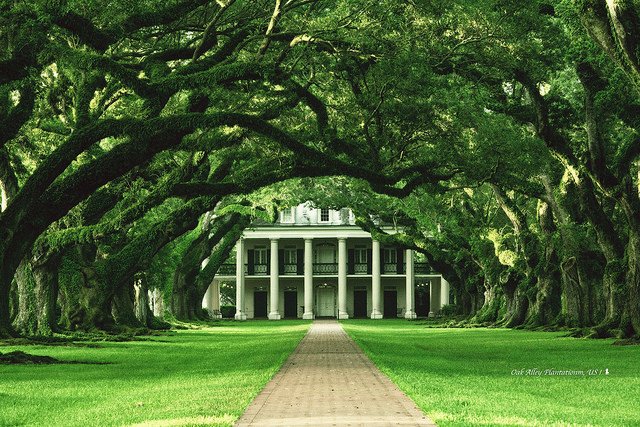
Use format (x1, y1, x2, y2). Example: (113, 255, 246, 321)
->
(0, 320, 310, 427)
(341, 320, 640, 427)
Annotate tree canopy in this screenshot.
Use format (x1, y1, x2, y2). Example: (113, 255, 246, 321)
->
(1, 0, 639, 339)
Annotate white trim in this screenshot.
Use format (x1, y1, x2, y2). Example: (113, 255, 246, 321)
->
(243, 225, 399, 239)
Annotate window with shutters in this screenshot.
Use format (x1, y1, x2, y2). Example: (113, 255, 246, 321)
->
(383, 248, 397, 264)
(283, 247, 297, 274)
(314, 243, 337, 274)
(355, 246, 368, 263)
(255, 247, 267, 264)
(284, 247, 297, 264)
(383, 248, 397, 273)
(354, 245, 367, 274)
(254, 246, 267, 274)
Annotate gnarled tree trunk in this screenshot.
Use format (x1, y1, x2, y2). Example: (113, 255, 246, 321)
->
(13, 260, 38, 335)
(525, 201, 562, 327)
(171, 212, 245, 320)
(112, 281, 144, 329)
(32, 255, 60, 336)
(502, 271, 529, 327)
(134, 274, 154, 328)
(623, 208, 640, 337)
(470, 241, 505, 324)
(74, 266, 116, 331)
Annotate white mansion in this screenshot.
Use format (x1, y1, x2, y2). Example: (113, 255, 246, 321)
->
(202, 204, 450, 319)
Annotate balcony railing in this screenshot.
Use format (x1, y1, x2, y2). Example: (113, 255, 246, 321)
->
(253, 263, 267, 275)
(313, 262, 338, 274)
(383, 263, 397, 274)
(283, 264, 298, 274)
(354, 263, 367, 274)
(218, 263, 298, 275)
(218, 261, 432, 276)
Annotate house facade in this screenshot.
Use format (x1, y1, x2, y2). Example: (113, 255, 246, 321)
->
(203, 204, 450, 319)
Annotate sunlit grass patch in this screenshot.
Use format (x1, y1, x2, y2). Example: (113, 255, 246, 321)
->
(0, 320, 309, 426)
(342, 319, 640, 427)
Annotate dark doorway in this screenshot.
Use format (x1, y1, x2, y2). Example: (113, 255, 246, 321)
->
(284, 290, 298, 318)
(415, 287, 430, 317)
(254, 291, 267, 318)
(353, 290, 367, 318)
(383, 290, 397, 318)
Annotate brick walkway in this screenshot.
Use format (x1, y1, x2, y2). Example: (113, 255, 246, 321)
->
(235, 320, 436, 426)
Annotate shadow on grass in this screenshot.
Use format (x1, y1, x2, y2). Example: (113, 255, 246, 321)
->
(0, 350, 111, 365)
(0, 330, 179, 348)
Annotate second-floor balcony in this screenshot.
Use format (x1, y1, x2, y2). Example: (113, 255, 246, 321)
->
(216, 261, 433, 276)
(252, 263, 268, 275)
(383, 263, 397, 274)
(313, 262, 338, 274)
(354, 263, 367, 274)
(283, 263, 298, 274)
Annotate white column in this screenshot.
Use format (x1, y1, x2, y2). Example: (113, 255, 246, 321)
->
(303, 238, 314, 319)
(203, 280, 222, 319)
(371, 239, 383, 319)
(203, 285, 212, 310)
(211, 280, 221, 318)
(404, 249, 417, 319)
(338, 238, 349, 319)
(151, 288, 164, 318)
(235, 239, 246, 320)
(268, 238, 281, 320)
(429, 277, 442, 317)
(202, 280, 222, 319)
(440, 276, 450, 307)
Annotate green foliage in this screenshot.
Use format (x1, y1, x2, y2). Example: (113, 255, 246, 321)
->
(2, 0, 640, 336)
(440, 304, 459, 316)
(147, 226, 199, 304)
(58, 255, 83, 296)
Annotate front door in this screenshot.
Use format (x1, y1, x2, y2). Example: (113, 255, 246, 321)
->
(284, 290, 298, 318)
(383, 290, 397, 318)
(254, 291, 267, 318)
(316, 286, 336, 317)
(415, 287, 430, 317)
(353, 290, 367, 318)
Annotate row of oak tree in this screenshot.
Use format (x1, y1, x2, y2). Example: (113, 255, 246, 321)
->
(0, 0, 639, 338)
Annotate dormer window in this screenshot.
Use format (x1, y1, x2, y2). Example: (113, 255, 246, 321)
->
(280, 208, 295, 223)
(319, 208, 330, 223)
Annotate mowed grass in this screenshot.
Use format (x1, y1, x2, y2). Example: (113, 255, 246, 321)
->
(0, 320, 310, 427)
(342, 320, 640, 427)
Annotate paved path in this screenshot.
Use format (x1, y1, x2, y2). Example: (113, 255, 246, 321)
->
(235, 320, 436, 426)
